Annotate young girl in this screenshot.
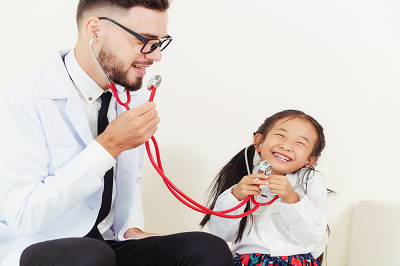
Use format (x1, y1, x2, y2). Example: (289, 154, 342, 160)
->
(200, 110, 328, 266)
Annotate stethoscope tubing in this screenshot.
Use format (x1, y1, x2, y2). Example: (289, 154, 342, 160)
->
(143, 90, 315, 216)
(122, 87, 279, 218)
(90, 35, 279, 218)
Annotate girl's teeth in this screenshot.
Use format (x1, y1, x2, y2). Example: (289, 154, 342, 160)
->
(274, 153, 290, 161)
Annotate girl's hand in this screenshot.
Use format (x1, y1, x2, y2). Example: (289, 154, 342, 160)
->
(232, 174, 269, 201)
(267, 175, 300, 204)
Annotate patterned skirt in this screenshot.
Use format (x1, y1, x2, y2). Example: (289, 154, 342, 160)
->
(233, 253, 320, 266)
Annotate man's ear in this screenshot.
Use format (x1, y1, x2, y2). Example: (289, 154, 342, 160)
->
(84, 16, 101, 39)
(305, 156, 318, 167)
(253, 134, 263, 152)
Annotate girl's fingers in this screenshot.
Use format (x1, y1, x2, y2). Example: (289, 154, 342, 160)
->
(239, 187, 261, 195)
(251, 179, 269, 186)
(241, 185, 261, 193)
(245, 174, 269, 181)
(268, 183, 284, 191)
(242, 175, 268, 185)
(245, 189, 262, 196)
(238, 181, 263, 188)
(252, 174, 269, 181)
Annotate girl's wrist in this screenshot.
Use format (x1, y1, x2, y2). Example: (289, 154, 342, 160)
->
(283, 193, 300, 204)
(231, 186, 245, 201)
(231, 190, 244, 201)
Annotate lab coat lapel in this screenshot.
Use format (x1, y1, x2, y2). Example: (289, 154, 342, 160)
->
(41, 50, 93, 146)
(64, 91, 93, 146)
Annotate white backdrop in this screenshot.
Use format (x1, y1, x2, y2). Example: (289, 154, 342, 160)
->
(1, 1, 399, 265)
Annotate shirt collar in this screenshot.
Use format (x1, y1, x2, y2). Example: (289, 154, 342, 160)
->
(64, 49, 105, 104)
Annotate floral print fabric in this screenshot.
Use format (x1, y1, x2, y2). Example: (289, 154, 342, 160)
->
(233, 253, 320, 266)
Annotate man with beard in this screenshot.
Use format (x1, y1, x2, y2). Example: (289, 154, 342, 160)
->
(0, 1, 233, 266)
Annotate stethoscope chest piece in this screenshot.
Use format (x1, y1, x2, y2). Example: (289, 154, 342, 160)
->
(147, 75, 162, 89)
(257, 160, 273, 176)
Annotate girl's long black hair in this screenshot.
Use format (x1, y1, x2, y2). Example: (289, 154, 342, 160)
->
(200, 110, 331, 265)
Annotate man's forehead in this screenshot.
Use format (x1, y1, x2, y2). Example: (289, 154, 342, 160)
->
(121, 6, 169, 36)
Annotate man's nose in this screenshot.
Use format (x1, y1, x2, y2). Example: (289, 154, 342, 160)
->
(145, 46, 162, 62)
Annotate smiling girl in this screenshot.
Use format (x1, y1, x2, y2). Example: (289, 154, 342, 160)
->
(200, 110, 328, 266)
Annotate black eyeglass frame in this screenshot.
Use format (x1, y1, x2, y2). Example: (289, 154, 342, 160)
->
(98, 17, 172, 54)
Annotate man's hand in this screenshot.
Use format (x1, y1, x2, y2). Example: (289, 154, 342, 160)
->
(124, 228, 163, 239)
(232, 174, 269, 201)
(96, 102, 160, 158)
(267, 175, 300, 204)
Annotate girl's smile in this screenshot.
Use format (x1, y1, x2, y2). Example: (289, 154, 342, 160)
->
(272, 152, 292, 163)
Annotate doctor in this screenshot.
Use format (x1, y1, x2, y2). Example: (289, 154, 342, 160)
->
(0, 0, 232, 265)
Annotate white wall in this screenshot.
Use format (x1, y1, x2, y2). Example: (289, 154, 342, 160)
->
(1, 1, 399, 265)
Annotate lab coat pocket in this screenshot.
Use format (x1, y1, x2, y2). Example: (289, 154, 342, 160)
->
(47, 145, 84, 175)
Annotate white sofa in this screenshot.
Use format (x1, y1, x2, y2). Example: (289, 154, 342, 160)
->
(347, 199, 400, 266)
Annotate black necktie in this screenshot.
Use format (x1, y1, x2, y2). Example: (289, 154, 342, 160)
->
(85, 91, 113, 240)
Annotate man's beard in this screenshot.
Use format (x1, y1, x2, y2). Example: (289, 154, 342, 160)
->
(98, 45, 143, 92)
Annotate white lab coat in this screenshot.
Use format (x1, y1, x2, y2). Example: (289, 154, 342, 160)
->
(0, 50, 147, 266)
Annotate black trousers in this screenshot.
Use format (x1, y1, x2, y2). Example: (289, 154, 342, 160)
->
(20, 232, 233, 266)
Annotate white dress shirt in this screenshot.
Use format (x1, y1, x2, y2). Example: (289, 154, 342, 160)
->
(64, 50, 142, 239)
(207, 167, 328, 258)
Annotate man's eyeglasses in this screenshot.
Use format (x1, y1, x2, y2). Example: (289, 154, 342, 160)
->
(98, 17, 173, 54)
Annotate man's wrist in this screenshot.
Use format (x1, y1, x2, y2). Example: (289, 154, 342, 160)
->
(96, 133, 123, 158)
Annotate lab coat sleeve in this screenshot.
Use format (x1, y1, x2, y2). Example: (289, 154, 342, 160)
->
(207, 186, 246, 242)
(0, 87, 103, 238)
(276, 172, 328, 246)
(117, 147, 145, 241)
(79, 140, 116, 180)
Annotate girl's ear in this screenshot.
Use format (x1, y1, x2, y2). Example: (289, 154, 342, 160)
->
(305, 156, 318, 167)
(253, 134, 263, 152)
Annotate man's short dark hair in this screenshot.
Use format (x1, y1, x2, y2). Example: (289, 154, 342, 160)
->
(76, 0, 170, 29)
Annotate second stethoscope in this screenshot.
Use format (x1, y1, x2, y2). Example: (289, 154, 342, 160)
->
(89, 35, 315, 218)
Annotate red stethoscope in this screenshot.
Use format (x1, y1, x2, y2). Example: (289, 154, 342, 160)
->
(90, 36, 279, 218)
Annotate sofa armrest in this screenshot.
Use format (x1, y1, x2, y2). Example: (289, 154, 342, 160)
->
(347, 200, 400, 266)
